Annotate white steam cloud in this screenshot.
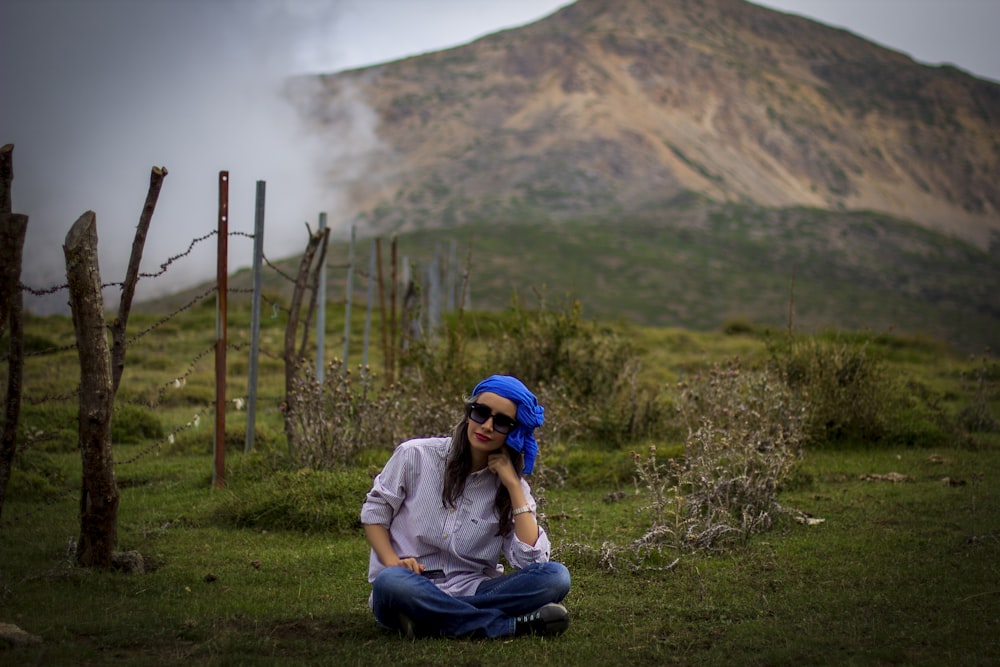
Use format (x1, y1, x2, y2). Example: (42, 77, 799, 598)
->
(1, 0, 379, 313)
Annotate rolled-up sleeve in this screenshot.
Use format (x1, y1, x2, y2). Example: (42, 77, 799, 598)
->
(503, 479, 551, 568)
(360, 445, 411, 527)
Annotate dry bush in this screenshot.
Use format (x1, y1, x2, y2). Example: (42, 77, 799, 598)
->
(672, 359, 807, 549)
(561, 360, 809, 571)
(285, 359, 456, 468)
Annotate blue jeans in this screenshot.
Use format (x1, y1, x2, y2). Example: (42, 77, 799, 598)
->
(371, 562, 571, 638)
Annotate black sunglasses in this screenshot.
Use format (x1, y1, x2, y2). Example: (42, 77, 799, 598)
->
(465, 402, 518, 435)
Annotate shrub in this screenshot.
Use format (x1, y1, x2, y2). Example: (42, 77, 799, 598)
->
(111, 404, 164, 444)
(567, 361, 809, 569)
(284, 359, 456, 468)
(495, 296, 672, 446)
(7, 450, 69, 499)
(671, 360, 807, 548)
(768, 334, 969, 448)
(769, 335, 893, 445)
(17, 403, 78, 452)
(958, 354, 999, 433)
(285, 296, 673, 468)
(722, 318, 757, 336)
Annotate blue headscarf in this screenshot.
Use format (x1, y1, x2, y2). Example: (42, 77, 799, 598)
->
(471, 375, 545, 474)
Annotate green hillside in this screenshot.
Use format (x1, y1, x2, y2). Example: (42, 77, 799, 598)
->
(141, 200, 1000, 355)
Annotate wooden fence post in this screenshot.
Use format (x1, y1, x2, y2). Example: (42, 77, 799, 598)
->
(111, 166, 167, 396)
(316, 212, 327, 382)
(283, 225, 328, 452)
(0, 211, 28, 520)
(64, 210, 119, 568)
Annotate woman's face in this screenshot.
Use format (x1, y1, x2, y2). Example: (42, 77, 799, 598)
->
(466, 391, 517, 458)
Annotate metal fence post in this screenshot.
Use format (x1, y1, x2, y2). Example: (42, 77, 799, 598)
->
(342, 225, 355, 374)
(245, 180, 265, 453)
(213, 171, 228, 487)
(363, 239, 376, 368)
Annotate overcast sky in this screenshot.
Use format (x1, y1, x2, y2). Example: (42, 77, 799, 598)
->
(1, 0, 997, 312)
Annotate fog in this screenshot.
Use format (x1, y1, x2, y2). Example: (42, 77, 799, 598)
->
(0, 1, 352, 312)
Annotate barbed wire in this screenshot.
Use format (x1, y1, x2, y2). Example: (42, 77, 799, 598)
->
(123, 284, 217, 346)
(5, 222, 430, 523)
(10, 426, 71, 461)
(136, 230, 217, 280)
(114, 410, 207, 466)
(25, 386, 79, 405)
(138, 343, 216, 408)
(262, 253, 296, 283)
(7, 340, 78, 361)
(5, 284, 214, 364)
(19, 279, 69, 297)
(261, 293, 290, 317)
(0, 484, 78, 528)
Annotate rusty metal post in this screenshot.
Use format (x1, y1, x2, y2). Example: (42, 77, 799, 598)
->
(213, 171, 229, 488)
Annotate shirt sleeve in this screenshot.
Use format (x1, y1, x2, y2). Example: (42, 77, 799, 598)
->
(359, 442, 413, 527)
(503, 479, 552, 568)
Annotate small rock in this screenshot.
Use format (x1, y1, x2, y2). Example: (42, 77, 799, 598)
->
(859, 472, 913, 483)
(111, 550, 145, 575)
(0, 622, 42, 647)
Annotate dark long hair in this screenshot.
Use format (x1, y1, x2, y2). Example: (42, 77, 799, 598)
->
(441, 412, 525, 537)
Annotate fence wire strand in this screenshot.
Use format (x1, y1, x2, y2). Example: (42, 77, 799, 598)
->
(4, 221, 432, 525)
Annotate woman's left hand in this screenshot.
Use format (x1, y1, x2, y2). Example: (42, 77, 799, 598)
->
(487, 450, 519, 488)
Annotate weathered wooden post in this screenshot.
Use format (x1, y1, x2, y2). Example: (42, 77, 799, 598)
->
(63, 210, 119, 568)
(111, 166, 167, 395)
(0, 143, 28, 519)
(283, 225, 328, 452)
(316, 212, 327, 382)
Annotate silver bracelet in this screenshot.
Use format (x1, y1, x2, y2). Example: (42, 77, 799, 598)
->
(512, 505, 532, 516)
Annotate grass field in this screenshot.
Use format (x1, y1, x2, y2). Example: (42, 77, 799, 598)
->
(1, 304, 998, 665)
(2, 444, 997, 665)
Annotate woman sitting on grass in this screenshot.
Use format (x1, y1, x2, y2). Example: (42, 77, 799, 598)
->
(360, 374, 571, 639)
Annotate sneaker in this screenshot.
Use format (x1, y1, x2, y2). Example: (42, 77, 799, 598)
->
(514, 603, 569, 637)
(395, 611, 416, 640)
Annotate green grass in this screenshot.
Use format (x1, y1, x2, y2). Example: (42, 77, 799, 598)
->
(2, 442, 998, 665)
(3, 300, 999, 664)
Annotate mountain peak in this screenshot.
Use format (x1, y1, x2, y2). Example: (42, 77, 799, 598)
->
(293, 0, 999, 249)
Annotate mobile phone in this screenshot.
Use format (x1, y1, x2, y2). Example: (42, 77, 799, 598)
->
(421, 569, 445, 579)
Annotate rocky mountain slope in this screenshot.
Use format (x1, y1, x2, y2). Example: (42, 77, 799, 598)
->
(292, 0, 999, 251)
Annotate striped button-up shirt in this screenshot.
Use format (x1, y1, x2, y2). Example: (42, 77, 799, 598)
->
(360, 437, 551, 597)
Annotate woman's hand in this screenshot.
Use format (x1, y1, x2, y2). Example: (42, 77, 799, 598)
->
(489, 450, 539, 546)
(393, 557, 425, 575)
(364, 524, 424, 574)
(487, 449, 519, 489)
